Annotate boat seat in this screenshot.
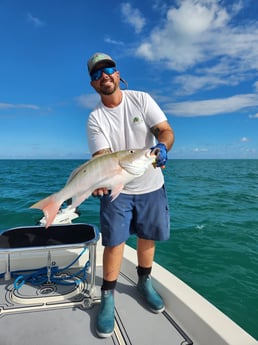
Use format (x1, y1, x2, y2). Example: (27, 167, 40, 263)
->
(0, 223, 99, 249)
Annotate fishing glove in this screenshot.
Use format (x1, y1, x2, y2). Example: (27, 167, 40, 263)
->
(151, 143, 167, 168)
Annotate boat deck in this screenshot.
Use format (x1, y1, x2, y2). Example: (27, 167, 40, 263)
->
(1, 224, 256, 345)
(0, 266, 193, 345)
(0, 224, 193, 344)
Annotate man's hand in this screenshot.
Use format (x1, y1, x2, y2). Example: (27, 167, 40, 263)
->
(151, 143, 168, 168)
(92, 188, 109, 198)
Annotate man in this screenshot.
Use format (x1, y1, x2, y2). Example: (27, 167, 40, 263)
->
(86, 52, 174, 338)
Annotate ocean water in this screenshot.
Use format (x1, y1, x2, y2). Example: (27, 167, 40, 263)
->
(0, 159, 257, 339)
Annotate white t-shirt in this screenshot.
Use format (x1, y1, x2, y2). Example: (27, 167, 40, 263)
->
(87, 90, 167, 194)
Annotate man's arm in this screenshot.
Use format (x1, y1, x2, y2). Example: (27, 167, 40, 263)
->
(150, 120, 175, 151)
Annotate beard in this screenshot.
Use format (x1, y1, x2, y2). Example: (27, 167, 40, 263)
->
(100, 85, 116, 95)
(97, 77, 119, 96)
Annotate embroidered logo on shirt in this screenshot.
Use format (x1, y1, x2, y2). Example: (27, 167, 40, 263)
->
(132, 116, 143, 126)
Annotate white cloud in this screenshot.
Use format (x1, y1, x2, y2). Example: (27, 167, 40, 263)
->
(135, 0, 258, 76)
(249, 113, 258, 119)
(192, 147, 208, 152)
(76, 94, 100, 109)
(241, 148, 257, 154)
(104, 37, 124, 46)
(164, 93, 258, 117)
(240, 137, 249, 142)
(173, 74, 228, 95)
(167, 0, 229, 35)
(151, 0, 168, 14)
(173, 57, 251, 95)
(27, 13, 44, 28)
(0, 103, 39, 110)
(121, 3, 146, 34)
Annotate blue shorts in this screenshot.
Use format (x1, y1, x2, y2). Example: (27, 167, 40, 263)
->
(100, 186, 170, 246)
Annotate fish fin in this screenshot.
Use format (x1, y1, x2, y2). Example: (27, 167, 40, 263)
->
(110, 184, 124, 201)
(30, 194, 62, 229)
(70, 190, 91, 209)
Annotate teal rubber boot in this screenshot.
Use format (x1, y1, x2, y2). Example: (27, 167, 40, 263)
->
(96, 290, 115, 338)
(137, 275, 165, 313)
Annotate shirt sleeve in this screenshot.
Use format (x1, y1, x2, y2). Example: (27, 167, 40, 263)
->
(87, 114, 110, 155)
(143, 92, 167, 128)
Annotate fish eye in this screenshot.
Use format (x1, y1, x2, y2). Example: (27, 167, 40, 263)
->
(129, 150, 135, 154)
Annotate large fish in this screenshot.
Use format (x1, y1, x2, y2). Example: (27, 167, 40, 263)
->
(30, 148, 158, 228)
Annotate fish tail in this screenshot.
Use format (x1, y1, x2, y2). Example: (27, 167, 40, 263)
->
(30, 194, 61, 228)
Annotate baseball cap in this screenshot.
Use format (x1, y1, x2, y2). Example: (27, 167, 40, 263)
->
(87, 52, 116, 75)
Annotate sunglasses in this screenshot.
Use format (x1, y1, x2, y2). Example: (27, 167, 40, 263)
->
(91, 67, 117, 81)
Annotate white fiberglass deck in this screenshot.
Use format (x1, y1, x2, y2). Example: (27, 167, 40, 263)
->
(0, 267, 192, 345)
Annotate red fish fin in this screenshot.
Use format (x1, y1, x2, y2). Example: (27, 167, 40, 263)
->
(30, 195, 61, 228)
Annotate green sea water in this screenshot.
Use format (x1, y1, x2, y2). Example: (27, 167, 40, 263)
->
(0, 159, 257, 339)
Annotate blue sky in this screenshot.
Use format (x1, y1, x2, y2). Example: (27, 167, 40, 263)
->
(1, 0, 258, 159)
